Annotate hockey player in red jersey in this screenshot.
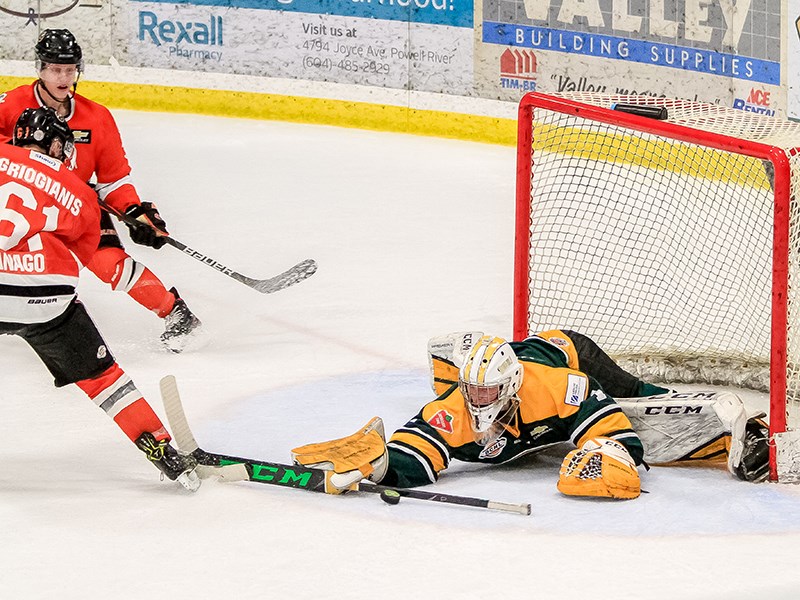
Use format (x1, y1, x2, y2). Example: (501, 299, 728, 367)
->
(292, 331, 770, 499)
(0, 107, 199, 489)
(0, 29, 200, 352)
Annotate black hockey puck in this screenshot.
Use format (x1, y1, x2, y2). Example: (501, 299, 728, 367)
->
(380, 489, 401, 505)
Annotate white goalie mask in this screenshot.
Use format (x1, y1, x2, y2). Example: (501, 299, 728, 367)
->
(458, 336, 523, 446)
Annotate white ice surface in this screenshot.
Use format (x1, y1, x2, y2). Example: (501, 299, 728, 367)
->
(2, 111, 800, 599)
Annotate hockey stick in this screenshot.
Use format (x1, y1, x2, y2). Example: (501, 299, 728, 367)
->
(159, 376, 531, 516)
(97, 199, 317, 294)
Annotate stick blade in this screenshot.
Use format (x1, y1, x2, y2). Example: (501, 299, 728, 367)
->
(159, 375, 199, 453)
(196, 463, 250, 482)
(252, 259, 318, 294)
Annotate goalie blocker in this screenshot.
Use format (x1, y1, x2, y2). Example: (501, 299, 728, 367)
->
(291, 417, 388, 494)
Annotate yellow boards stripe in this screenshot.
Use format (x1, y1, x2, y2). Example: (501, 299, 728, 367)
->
(0, 76, 516, 146)
(532, 122, 772, 190)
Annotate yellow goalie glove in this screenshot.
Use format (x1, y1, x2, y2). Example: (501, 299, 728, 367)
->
(291, 417, 389, 495)
(557, 437, 641, 500)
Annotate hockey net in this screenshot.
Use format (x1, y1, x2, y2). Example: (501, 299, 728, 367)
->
(514, 91, 800, 482)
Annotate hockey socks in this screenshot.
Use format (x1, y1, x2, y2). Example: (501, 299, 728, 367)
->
(127, 269, 175, 318)
(87, 246, 176, 317)
(77, 363, 169, 442)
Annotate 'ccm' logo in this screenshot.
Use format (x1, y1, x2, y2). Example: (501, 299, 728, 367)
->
(644, 405, 703, 415)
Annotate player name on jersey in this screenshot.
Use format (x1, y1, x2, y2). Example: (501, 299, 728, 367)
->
(0, 155, 84, 216)
(0, 253, 46, 273)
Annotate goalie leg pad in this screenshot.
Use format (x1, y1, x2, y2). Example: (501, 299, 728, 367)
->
(617, 391, 747, 473)
(557, 437, 641, 500)
(291, 417, 388, 494)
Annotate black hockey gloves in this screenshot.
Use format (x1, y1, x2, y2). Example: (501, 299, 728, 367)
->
(125, 202, 168, 249)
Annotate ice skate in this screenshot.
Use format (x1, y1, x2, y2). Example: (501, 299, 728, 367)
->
(135, 432, 200, 491)
(735, 418, 770, 482)
(161, 288, 201, 353)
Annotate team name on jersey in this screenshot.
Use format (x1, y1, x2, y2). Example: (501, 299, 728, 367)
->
(0, 157, 83, 216)
(0, 252, 46, 273)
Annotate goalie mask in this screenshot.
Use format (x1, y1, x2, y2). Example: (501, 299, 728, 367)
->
(459, 335, 523, 446)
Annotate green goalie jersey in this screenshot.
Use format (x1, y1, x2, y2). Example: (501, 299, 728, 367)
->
(381, 331, 645, 488)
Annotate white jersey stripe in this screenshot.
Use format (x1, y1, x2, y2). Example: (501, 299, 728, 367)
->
(0, 271, 78, 287)
(569, 404, 622, 445)
(0, 292, 75, 323)
(386, 441, 437, 484)
(95, 176, 133, 201)
(395, 426, 451, 468)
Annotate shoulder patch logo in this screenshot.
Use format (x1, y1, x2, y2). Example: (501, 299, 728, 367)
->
(28, 150, 60, 171)
(564, 373, 587, 406)
(548, 336, 569, 347)
(479, 437, 507, 459)
(428, 409, 454, 434)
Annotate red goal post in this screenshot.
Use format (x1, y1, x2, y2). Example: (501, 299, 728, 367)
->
(514, 91, 800, 482)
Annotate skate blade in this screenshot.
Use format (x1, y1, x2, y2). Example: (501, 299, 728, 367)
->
(177, 469, 201, 492)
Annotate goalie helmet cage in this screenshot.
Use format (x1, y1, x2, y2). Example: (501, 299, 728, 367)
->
(514, 91, 800, 483)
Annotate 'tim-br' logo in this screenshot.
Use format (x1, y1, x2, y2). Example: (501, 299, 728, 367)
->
(139, 11, 223, 47)
(499, 48, 538, 92)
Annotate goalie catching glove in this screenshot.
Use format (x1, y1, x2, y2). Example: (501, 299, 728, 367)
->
(291, 417, 388, 494)
(557, 437, 641, 500)
(125, 201, 169, 249)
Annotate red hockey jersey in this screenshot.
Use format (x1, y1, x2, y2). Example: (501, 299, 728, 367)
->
(0, 143, 100, 324)
(0, 82, 141, 213)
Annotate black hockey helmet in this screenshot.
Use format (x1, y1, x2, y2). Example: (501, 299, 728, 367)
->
(12, 107, 75, 162)
(35, 29, 83, 65)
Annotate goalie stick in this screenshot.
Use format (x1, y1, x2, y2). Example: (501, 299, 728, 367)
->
(159, 376, 531, 516)
(97, 199, 317, 294)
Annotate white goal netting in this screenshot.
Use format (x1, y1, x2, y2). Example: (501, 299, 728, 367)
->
(516, 93, 800, 481)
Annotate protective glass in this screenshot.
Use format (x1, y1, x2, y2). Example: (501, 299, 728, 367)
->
(38, 62, 82, 85)
(459, 375, 518, 444)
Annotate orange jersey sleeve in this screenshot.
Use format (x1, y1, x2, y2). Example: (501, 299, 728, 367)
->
(0, 82, 142, 213)
(67, 92, 141, 212)
(0, 84, 40, 143)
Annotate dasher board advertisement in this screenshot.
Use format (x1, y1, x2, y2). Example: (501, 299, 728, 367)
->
(127, 0, 474, 94)
(476, 0, 783, 114)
